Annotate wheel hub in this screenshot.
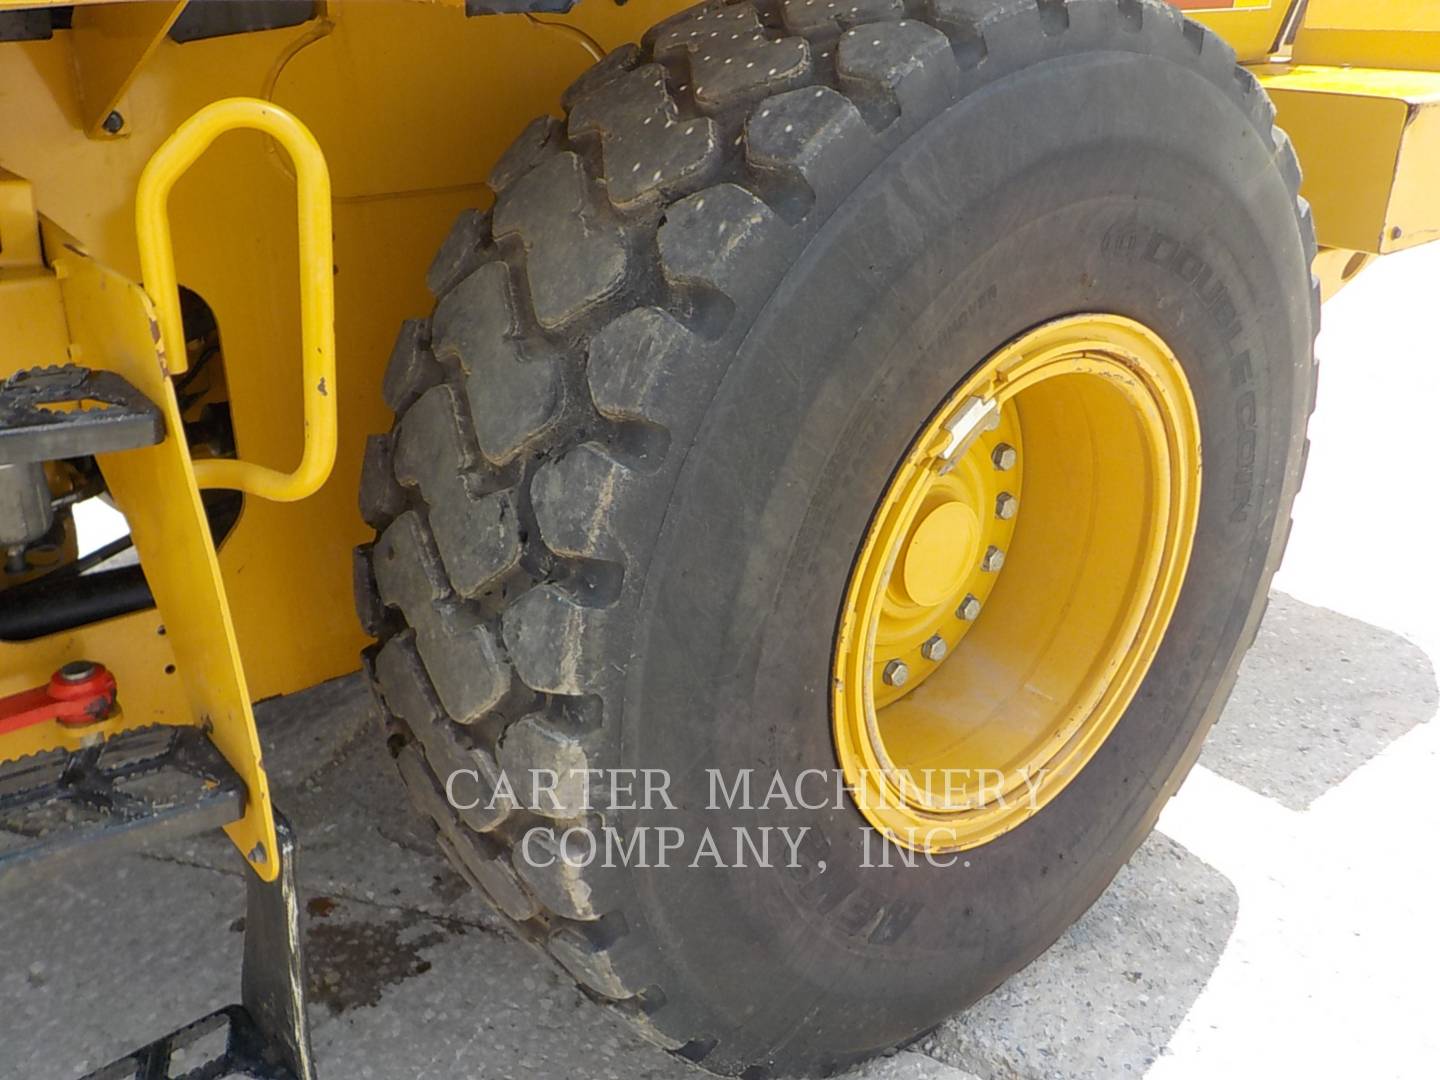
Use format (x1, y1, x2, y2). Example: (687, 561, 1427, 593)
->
(833, 315, 1202, 852)
(872, 405, 1021, 710)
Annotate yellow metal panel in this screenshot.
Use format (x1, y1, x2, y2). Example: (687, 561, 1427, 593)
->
(55, 248, 278, 879)
(1188, 1, 1293, 63)
(270, 10, 592, 198)
(0, 608, 185, 766)
(0, 270, 69, 370)
(1258, 64, 1440, 253)
(1293, 0, 1440, 72)
(70, 0, 189, 135)
(0, 168, 45, 268)
(1387, 95, 1440, 249)
(0, 170, 71, 390)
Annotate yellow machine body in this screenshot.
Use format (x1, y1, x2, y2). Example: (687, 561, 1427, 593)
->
(0, 0, 678, 752)
(1, 0, 1439, 865)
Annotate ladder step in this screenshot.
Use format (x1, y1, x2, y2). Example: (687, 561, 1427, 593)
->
(82, 1003, 295, 1080)
(0, 726, 243, 881)
(0, 364, 165, 465)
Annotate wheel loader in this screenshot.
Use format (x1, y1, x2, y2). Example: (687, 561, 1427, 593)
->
(1, 0, 1436, 1076)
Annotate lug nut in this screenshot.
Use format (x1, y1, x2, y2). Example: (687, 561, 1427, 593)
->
(883, 660, 910, 687)
(982, 545, 1005, 572)
(995, 492, 1018, 520)
(991, 443, 1017, 470)
(956, 594, 982, 621)
(921, 635, 948, 662)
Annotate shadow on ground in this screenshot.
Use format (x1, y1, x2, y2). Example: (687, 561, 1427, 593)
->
(1198, 592, 1437, 810)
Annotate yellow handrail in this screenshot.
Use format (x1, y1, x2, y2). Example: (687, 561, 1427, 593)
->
(136, 98, 335, 503)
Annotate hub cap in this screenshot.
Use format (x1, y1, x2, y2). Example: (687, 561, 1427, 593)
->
(832, 315, 1202, 852)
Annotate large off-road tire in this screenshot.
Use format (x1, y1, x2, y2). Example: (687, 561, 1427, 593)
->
(355, 0, 1316, 1074)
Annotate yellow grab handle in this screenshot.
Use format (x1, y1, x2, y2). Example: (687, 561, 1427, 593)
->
(136, 98, 335, 503)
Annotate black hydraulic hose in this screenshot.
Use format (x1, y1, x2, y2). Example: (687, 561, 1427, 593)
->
(0, 565, 152, 641)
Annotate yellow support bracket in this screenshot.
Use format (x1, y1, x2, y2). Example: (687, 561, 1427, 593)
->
(70, 0, 189, 137)
(50, 245, 282, 880)
(137, 98, 337, 503)
(1256, 64, 1440, 253)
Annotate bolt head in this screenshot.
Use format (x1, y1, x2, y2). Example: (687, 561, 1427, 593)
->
(921, 635, 948, 662)
(102, 111, 124, 135)
(882, 659, 910, 687)
(58, 660, 98, 683)
(956, 594, 982, 621)
(982, 545, 1005, 572)
(991, 443, 1017, 470)
(995, 492, 1018, 520)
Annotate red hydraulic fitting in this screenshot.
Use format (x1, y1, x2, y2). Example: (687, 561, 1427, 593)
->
(0, 660, 119, 736)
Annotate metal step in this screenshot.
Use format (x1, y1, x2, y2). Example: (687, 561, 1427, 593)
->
(78, 815, 315, 1080)
(0, 363, 164, 465)
(0, 726, 315, 1080)
(0, 725, 243, 878)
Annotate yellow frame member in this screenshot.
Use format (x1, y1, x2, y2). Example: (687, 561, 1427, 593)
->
(833, 316, 1201, 853)
(58, 247, 285, 877)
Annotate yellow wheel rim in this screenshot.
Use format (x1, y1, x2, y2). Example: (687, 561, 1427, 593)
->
(832, 315, 1201, 853)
